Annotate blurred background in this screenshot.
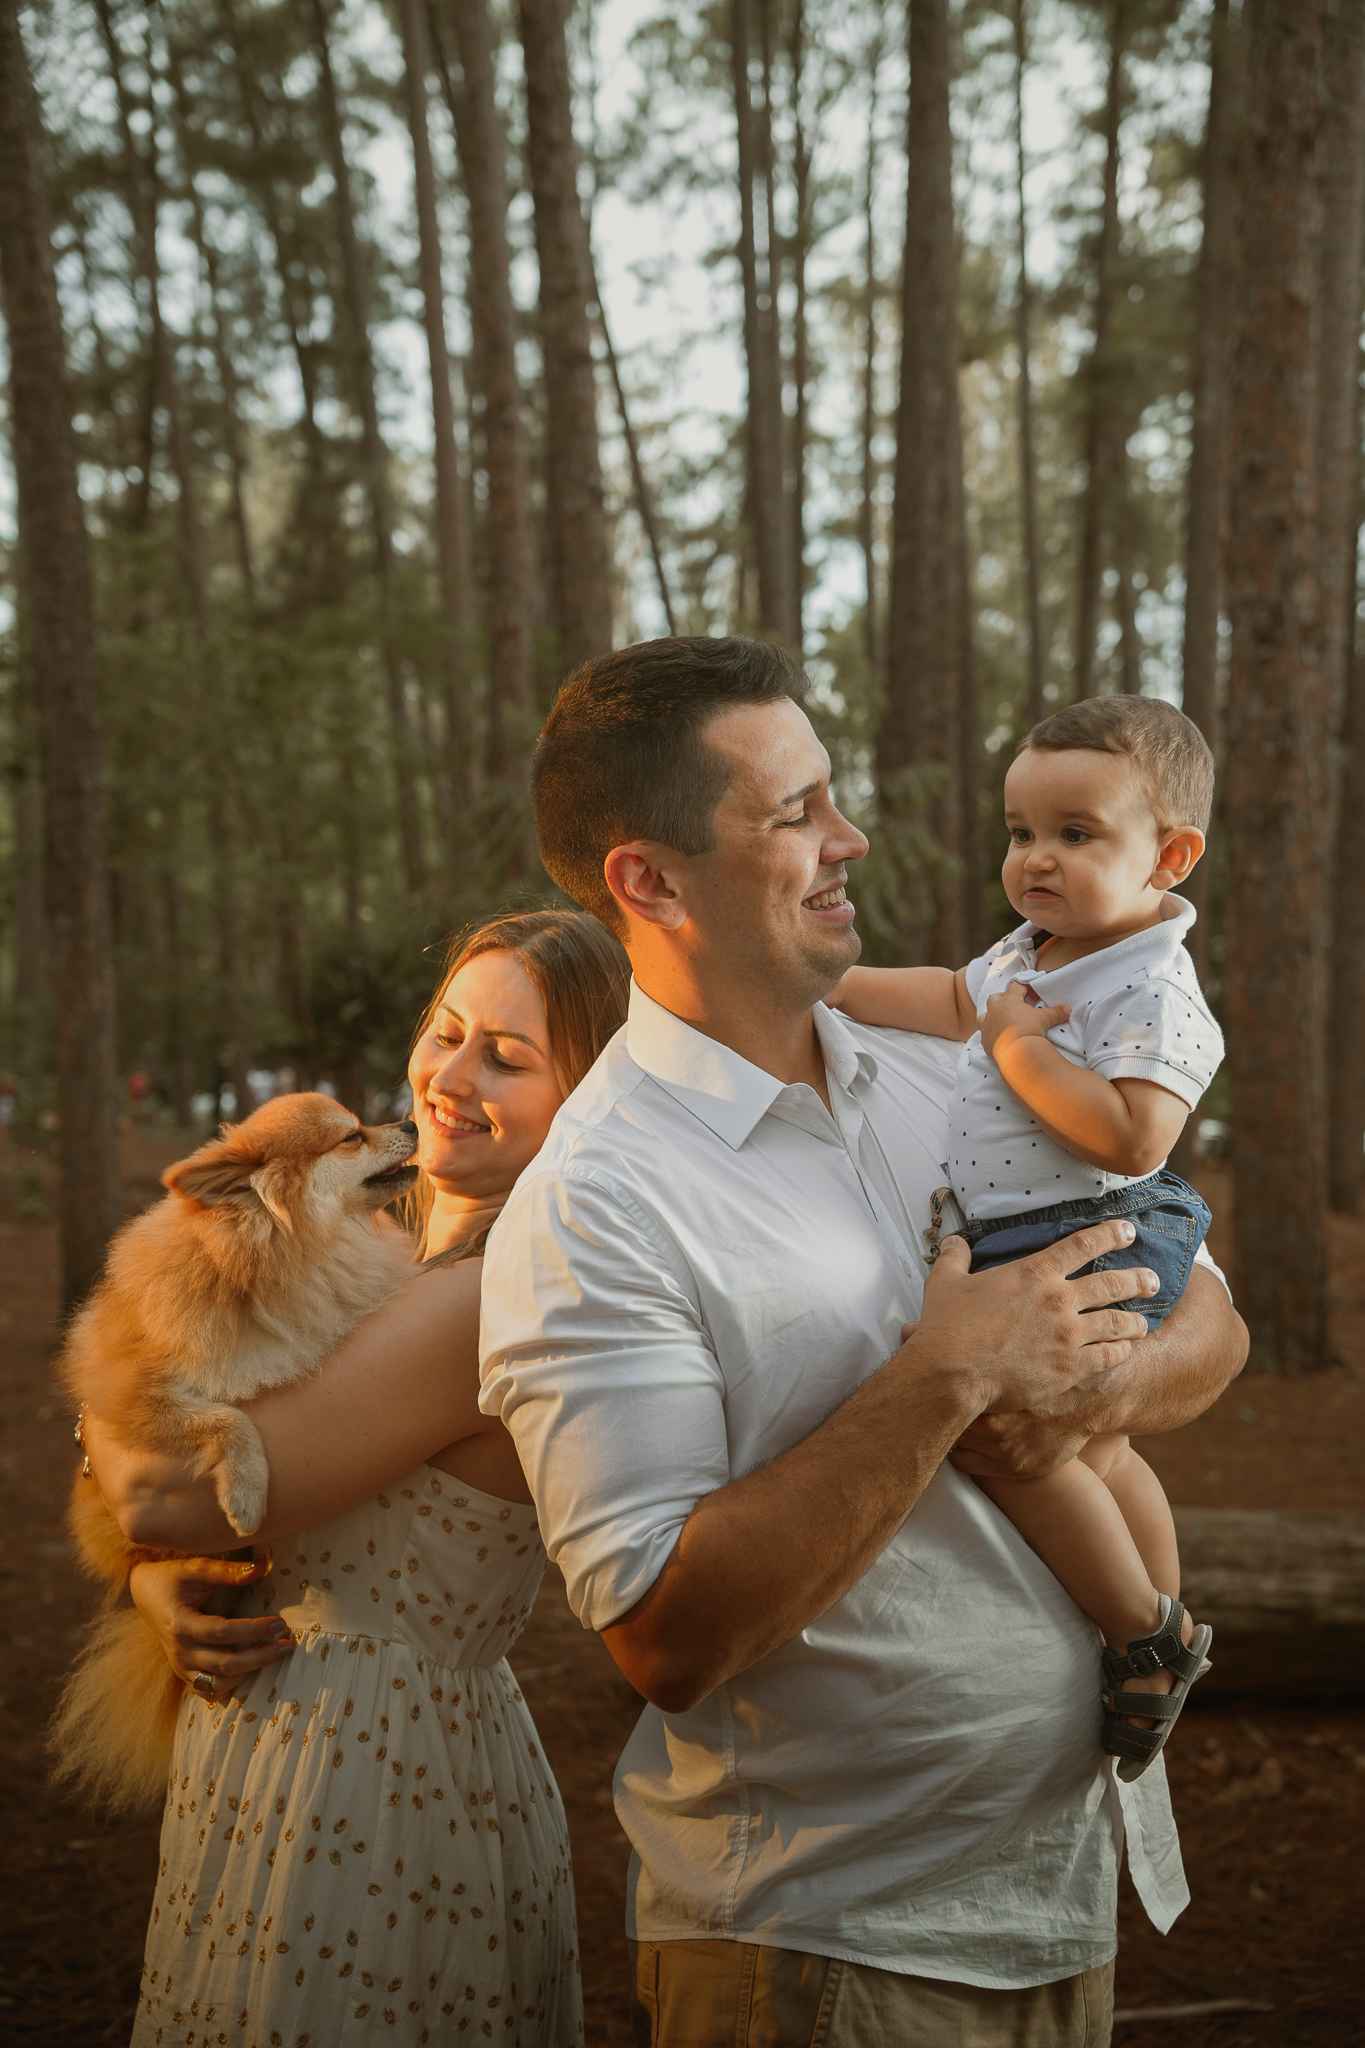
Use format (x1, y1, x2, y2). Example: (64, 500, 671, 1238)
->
(1, 4, 1363, 2038)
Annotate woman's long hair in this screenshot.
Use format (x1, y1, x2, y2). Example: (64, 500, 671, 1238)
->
(402, 909, 631, 1249)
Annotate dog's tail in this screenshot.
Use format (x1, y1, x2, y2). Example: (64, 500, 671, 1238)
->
(50, 1606, 182, 1813)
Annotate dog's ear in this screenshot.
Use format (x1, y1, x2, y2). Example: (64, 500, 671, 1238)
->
(247, 1161, 296, 1234)
(163, 1136, 263, 1210)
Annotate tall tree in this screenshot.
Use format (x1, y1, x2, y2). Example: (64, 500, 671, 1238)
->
(879, 0, 974, 964)
(1073, 0, 1131, 700)
(518, 0, 613, 681)
(1223, 0, 1331, 1370)
(1323, 0, 1365, 1213)
(396, 0, 476, 843)
(1012, 0, 1045, 727)
(433, 0, 536, 780)
(0, 0, 120, 1307)
(787, 0, 810, 656)
(731, 0, 792, 643)
(1179, 0, 1241, 974)
(859, 10, 884, 671)
(310, 0, 429, 900)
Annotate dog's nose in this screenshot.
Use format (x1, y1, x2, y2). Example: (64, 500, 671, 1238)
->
(401, 1119, 418, 1138)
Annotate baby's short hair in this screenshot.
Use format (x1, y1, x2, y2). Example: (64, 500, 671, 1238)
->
(1020, 696, 1214, 834)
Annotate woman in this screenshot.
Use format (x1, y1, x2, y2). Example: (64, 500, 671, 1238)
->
(85, 908, 630, 2048)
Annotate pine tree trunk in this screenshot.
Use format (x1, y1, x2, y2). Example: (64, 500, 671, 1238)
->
(1179, 0, 1242, 982)
(310, 0, 428, 900)
(432, 0, 535, 782)
(1330, 583, 1365, 1214)
(860, 18, 883, 672)
(518, 0, 612, 681)
(1223, 0, 1331, 1372)
(731, 0, 790, 643)
(10, 647, 48, 1145)
(1012, 0, 1045, 728)
(880, 0, 970, 964)
(589, 243, 677, 634)
(1323, 2, 1365, 1212)
(0, 0, 120, 1308)
(98, 0, 254, 1121)
(161, 7, 257, 608)
(397, 0, 476, 841)
(1073, 0, 1129, 701)
(788, 0, 809, 658)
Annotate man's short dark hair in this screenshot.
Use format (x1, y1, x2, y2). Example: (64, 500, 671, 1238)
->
(1021, 695, 1215, 834)
(533, 636, 806, 932)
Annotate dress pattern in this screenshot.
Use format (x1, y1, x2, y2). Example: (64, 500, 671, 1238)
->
(132, 1467, 584, 2047)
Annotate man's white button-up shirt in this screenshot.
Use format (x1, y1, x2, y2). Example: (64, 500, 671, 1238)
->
(479, 982, 1190, 1989)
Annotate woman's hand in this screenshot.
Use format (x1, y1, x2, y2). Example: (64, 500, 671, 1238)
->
(128, 1553, 294, 1704)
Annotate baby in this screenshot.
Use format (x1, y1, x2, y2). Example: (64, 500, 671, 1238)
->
(837, 694, 1220, 1780)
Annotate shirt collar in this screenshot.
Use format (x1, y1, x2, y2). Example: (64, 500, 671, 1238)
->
(625, 980, 877, 1151)
(1018, 891, 1197, 988)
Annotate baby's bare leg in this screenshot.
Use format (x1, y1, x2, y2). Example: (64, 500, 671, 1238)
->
(977, 1461, 1161, 1647)
(1082, 1434, 1180, 1595)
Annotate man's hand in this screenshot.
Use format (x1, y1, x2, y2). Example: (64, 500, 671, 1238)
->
(950, 1409, 1090, 1481)
(980, 980, 1069, 1060)
(910, 1222, 1156, 1415)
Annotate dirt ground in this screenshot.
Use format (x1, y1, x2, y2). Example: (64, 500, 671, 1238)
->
(2, 1127, 1363, 2047)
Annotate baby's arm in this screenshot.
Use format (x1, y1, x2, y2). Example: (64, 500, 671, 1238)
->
(982, 984, 1189, 1177)
(832, 964, 976, 1042)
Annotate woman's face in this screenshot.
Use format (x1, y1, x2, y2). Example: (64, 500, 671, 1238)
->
(408, 950, 563, 1202)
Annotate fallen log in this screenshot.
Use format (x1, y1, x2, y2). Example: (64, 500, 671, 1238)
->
(1172, 1508, 1365, 1699)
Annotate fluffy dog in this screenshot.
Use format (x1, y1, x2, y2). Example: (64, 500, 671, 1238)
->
(52, 1093, 418, 1811)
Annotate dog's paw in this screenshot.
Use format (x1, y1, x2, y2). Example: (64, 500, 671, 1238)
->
(214, 1439, 269, 1538)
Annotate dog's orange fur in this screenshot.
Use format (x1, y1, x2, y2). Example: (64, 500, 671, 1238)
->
(53, 1093, 418, 1811)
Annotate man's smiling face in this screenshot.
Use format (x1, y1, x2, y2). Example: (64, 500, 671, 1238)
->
(675, 696, 870, 1009)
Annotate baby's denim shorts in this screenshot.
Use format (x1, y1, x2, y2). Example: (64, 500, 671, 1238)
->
(960, 1168, 1212, 1331)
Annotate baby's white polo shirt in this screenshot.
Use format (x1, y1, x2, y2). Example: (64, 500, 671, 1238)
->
(951, 893, 1223, 1223)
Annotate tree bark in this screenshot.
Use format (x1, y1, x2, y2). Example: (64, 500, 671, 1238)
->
(787, 0, 809, 657)
(730, 0, 791, 643)
(161, 6, 257, 608)
(859, 15, 883, 672)
(1174, 1508, 1365, 1697)
(1223, 0, 1331, 1372)
(97, 0, 254, 1121)
(879, 0, 971, 964)
(1179, 0, 1242, 983)
(518, 0, 613, 683)
(432, 0, 536, 782)
(1073, 0, 1129, 701)
(1012, 0, 1045, 727)
(589, 246, 676, 635)
(397, 0, 476, 842)
(310, 0, 428, 900)
(1318, 2, 1365, 1211)
(0, 0, 120, 1308)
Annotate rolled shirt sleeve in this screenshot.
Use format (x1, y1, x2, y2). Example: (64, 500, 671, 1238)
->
(1080, 974, 1224, 1111)
(479, 1166, 730, 1632)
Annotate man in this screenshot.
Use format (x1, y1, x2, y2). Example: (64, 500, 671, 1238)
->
(480, 637, 1246, 2046)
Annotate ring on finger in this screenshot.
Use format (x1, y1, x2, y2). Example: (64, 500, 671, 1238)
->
(192, 1671, 217, 1701)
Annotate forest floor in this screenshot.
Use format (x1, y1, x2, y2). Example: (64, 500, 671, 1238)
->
(2, 1124, 1363, 2048)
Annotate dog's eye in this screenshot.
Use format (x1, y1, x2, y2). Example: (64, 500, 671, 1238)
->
(340, 1130, 364, 1146)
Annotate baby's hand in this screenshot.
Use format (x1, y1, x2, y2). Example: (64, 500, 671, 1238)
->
(981, 981, 1070, 1059)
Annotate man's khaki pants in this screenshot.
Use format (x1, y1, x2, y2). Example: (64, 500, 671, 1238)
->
(630, 1938, 1115, 2048)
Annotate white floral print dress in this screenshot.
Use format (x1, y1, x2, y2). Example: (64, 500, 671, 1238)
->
(132, 1465, 584, 2047)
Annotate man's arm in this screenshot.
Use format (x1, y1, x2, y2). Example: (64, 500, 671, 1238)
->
(481, 1178, 1156, 1716)
(950, 1262, 1248, 1482)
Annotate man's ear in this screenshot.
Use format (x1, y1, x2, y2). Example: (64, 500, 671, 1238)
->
(1152, 825, 1205, 891)
(602, 841, 689, 932)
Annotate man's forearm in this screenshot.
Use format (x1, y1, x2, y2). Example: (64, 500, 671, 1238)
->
(602, 1335, 989, 1712)
(1074, 1265, 1247, 1439)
